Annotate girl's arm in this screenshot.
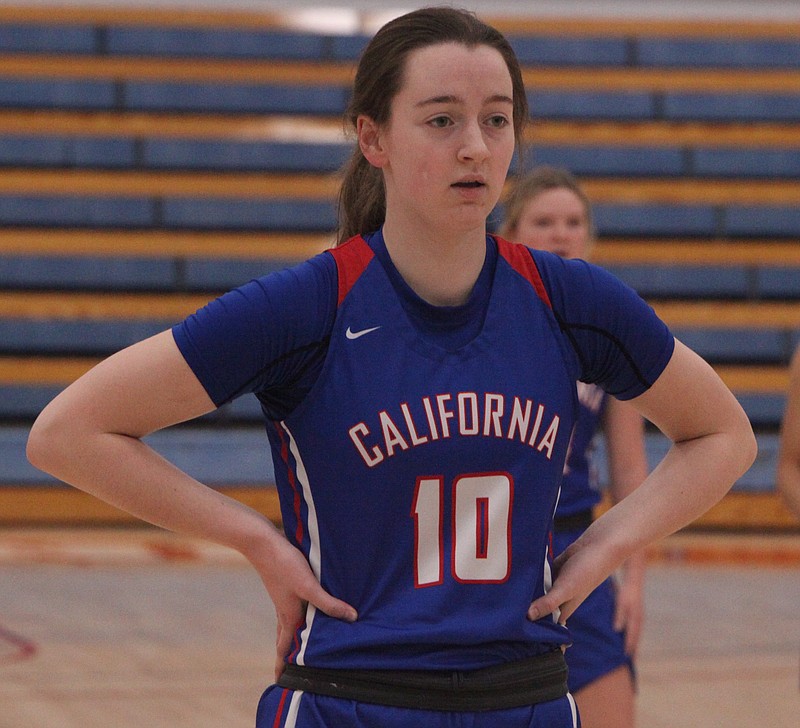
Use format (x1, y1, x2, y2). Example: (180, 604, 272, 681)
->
(529, 339, 757, 623)
(27, 330, 357, 676)
(777, 346, 800, 520)
(602, 397, 648, 656)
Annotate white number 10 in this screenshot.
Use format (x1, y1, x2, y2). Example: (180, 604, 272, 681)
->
(411, 473, 513, 587)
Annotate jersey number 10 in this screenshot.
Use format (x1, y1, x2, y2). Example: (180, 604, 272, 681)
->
(411, 473, 513, 587)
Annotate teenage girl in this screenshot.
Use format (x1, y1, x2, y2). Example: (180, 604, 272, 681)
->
(28, 8, 756, 727)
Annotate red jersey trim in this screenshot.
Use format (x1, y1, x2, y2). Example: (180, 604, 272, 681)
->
(494, 236, 553, 310)
(329, 235, 375, 307)
(273, 422, 304, 547)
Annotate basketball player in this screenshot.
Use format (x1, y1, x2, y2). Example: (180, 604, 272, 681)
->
(27, 8, 757, 728)
(777, 345, 800, 519)
(500, 166, 646, 728)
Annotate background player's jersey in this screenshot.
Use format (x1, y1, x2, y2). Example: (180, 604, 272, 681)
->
(173, 230, 674, 672)
(556, 383, 607, 517)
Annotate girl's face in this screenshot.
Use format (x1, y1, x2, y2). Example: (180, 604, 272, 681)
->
(359, 42, 516, 237)
(512, 187, 591, 259)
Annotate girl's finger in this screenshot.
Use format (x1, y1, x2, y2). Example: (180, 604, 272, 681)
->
(310, 593, 358, 623)
(527, 592, 562, 622)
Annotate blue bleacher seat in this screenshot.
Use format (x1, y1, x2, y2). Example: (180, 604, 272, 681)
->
(329, 33, 370, 61)
(1, 427, 59, 483)
(0, 23, 96, 54)
(671, 327, 790, 365)
(756, 267, 800, 299)
(161, 198, 336, 232)
(510, 36, 628, 66)
(0, 134, 353, 173)
(70, 137, 137, 168)
(0, 195, 154, 227)
(0, 385, 63, 420)
(0, 384, 267, 425)
(663, 93, 800, 122)
(529, 91, 656, 120)
(0, 255, 177, 291)
(637, 37, 800, 69)
(184, 258, 297, 290)
(0, 135, 66, 165)
(693, 147, 800, 179)
(1, 425, 275, 485)
(124, 81, 349, 115)
(0, 135, 136, 168)
(258, 32, 629, 67)
(144, 426, 275, 485)
(0, 77, 116, 110)
(143, 139, 351, 173)
(0, 195, 337, 232)
(736, 392, 787, 429)
(594, 203, 717, 237)
(0, 319, 172, 356)
(725, 205, 800, 238)
(732, 433, 781, 492)
(105, 26, 327, 60)
(604, 264, 750, 298)
(529, 145, 686, 177)
(594, 431, 777, 493)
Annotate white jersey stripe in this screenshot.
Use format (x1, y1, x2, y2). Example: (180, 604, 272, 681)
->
(282, 421, 322, 667)
(542, 547, 562, 625)
(545, 484, 563, 624)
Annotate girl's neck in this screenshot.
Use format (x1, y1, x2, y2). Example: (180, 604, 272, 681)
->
(381, 220, 487, 307)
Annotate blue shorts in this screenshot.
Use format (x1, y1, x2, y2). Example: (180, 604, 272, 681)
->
(257, 686, 580, 727)
(552, 528, 634, 693)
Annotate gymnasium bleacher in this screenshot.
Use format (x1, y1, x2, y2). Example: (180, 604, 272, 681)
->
(0, 4, 798, 529)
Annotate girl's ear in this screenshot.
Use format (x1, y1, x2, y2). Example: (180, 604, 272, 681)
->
(357, 116, 388, 168)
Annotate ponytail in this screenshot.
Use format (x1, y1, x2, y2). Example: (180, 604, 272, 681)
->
(336, 148, 386, 244)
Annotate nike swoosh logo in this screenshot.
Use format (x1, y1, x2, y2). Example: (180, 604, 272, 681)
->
(346, 325, 381, 340)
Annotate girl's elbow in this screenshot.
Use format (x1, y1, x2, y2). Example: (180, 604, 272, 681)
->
(733, 412, 758, 476)
(26, 407, 69, 475)
(744, 430, 758, 472)
(27, 415, 52, 473)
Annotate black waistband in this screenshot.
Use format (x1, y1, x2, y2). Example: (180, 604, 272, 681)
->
(553, 508, 593, 533)
(276, 649, 568, 712)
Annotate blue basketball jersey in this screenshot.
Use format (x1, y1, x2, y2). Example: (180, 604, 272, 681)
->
(556, 384, 607, 517)
(173, 230, 673, 673)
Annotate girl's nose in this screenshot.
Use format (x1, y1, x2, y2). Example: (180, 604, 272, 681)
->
(458, 122, 490, 162)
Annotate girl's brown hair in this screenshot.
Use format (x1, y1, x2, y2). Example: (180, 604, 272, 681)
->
(336, 7, 529, 244)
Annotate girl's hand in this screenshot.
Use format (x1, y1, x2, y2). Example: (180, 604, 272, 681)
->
(242, 527, 358, 680)
(527, 535, 615, 626)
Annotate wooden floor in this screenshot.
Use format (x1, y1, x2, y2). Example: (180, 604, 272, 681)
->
(0, 528, 798, 728)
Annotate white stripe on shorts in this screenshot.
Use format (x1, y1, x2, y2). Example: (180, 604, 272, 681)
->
(284, 689, 304, 728)
(567, 691, 578, 727)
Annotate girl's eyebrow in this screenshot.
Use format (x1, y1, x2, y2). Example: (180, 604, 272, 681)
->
(416, 95, 459, 107)
(415, 94, 513, 108)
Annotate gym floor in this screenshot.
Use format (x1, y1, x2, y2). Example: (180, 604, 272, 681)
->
(0, 528, 798, 728)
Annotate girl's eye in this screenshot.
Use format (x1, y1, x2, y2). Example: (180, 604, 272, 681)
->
(486, 114, 510, 128)
(429, 116, 452, 128)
